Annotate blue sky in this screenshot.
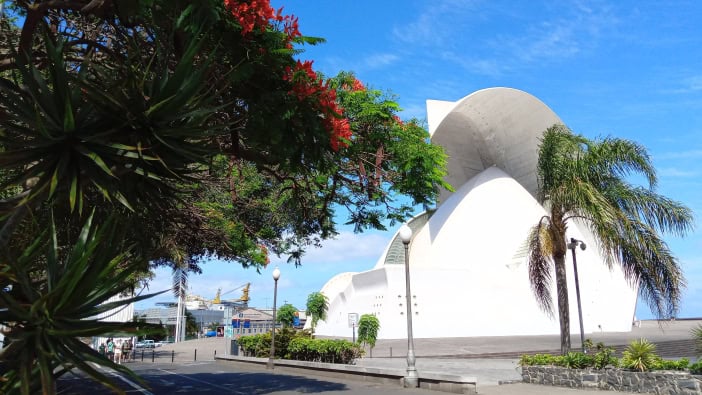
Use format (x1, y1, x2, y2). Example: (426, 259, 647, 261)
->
(137, 1, 702, 319)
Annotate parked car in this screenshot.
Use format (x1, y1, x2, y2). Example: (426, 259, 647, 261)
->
(139, 340, 155, 348)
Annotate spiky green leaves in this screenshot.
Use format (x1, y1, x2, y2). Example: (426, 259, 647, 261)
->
(0, 212, 166, 394)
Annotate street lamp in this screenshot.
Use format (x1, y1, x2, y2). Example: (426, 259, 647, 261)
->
(267, 266, 281, 369)
(567, 237, 587, 353)
(399, 223, 418, 388)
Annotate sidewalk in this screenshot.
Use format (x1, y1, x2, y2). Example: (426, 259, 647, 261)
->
(164, 319, 700, 393)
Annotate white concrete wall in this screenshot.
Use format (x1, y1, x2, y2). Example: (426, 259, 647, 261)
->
(311, 88, 638, 340)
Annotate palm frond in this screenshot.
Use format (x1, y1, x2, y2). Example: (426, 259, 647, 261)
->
(526, 217, 555, 316)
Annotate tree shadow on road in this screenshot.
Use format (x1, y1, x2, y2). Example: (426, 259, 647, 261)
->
(138, 371, 349, 394)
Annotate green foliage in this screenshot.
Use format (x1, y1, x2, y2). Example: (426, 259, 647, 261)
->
(592, 343, 618, 369)
(288, 338, 362, 364)
(185, 311, 199, 337)
(652, 357, 689, 371)
(305, 292, 329, 330)
(519, 353, 564, 366)
(0, 2, 453, 392)
(0, 213, 165, 394)
(356, 314, 381, 349)
(621, 339, 658, 372)
(276, 304, 298, 328)
(519, 343, 619, 370)
(238, 332, 272, 358)
(690, 360, 702, 375)
(527, 124, 693, 354)
(562, 352, 594, 369)
(239, 330, 360, 364)
(692, 324, 702, 357)
(520, 339, 698, 374)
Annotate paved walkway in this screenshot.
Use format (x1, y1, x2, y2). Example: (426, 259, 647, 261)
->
(154, 319, 700, 393)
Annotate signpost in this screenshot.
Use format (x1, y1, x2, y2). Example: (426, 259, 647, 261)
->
(348, 313, 359, 343)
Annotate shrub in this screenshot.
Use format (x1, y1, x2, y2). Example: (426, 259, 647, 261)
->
(692, 324, 702, 357)
(239, 332, 361, 364)
(652, 357, 689, 371)
(690, 360, 702, 375)
(563, 352, 594, 369)
(238, 333, 271, 357)
(621, 338, 658, 372)
(519, 353, 564, 366)
(593, 343, 617, 369)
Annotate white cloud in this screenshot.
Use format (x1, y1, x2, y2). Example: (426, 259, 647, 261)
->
(657, 167, 700, 178)
(362, 53, 400, 70)
(655, 150, 702, 160)
(289, 230, 392, 266)
(135, 230, 395, 311)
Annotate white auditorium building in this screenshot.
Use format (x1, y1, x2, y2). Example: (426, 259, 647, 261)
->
(308, 88, 638, 339)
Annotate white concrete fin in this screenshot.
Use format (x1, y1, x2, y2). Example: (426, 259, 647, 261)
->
(426, 99, 456, 137)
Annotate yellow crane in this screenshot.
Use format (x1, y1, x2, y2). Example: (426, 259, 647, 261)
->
(212, 283, 250, 304)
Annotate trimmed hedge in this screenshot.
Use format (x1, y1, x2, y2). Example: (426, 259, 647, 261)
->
(520, 339, 700, 374)
(238, 329, 361, 364)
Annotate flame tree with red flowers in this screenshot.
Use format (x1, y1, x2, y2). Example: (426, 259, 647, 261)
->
(0, 1, 450, 392)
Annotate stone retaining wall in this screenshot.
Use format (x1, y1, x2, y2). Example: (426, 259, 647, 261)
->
(522, 366, 702, 395)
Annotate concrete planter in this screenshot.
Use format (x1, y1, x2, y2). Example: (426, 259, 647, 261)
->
(522, 365, 702, 395)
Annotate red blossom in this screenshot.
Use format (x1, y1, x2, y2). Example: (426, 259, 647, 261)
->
(284, 61, 353, 151)
(225, 0, 302, 42)
(351, 78, 365, 91)
(224, 0, 276, 35)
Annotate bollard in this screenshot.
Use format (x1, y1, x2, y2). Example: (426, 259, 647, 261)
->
(370, 348, 372, 358)
(171, 350, 174, 363)
(390, 347, 393, 358)
(152, 349, 155, 363)
(141, 349, 144, 362)
(194, 349, 197, 361)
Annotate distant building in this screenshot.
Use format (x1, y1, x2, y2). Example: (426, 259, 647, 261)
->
(92, 293, 136, 348)
(309, 88, 638, 339)
(135, 305, 306, 336)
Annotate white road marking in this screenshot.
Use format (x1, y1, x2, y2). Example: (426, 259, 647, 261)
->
(90, 361, 154, 394)
(111, 373, 155, 395)
(157, 368, 234, 392)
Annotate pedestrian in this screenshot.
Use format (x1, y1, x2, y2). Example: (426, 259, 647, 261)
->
(122, 339, 133, 362)
(98, 342, 106, 356)
(114, 340, 122, 364)
(106, 338, 115, 362)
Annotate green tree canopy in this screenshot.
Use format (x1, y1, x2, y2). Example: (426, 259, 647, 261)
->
(0, 0, 450, 275)
(526, 124, 693, 354)
(0, 1, 450, 392)
(356, 314, 380, 349)
(276, 304, 298, 328)
(305, 292, 329, 330)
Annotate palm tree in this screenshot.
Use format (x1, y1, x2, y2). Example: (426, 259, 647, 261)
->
(305, 292, 329, 331)
(527, 124, 693, 354)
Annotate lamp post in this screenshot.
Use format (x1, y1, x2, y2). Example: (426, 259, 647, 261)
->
(399, 223, 418, 388)
(567, 237, 587, 353)
(267, 266, 281, 369)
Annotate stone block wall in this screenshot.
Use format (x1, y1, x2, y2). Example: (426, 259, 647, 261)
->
(522, 366, 702, 395)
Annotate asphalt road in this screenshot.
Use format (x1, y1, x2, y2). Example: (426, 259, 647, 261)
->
(56, 360, 636, 395)
(58, 361, 441, 394)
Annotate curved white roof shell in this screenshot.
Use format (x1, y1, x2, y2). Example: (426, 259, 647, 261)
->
(309, 88, 637, 339)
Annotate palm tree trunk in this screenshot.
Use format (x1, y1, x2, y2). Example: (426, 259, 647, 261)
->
(554, 254, 571, 354)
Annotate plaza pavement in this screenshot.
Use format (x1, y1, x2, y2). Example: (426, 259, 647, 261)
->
(153, 318, 700, 393)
